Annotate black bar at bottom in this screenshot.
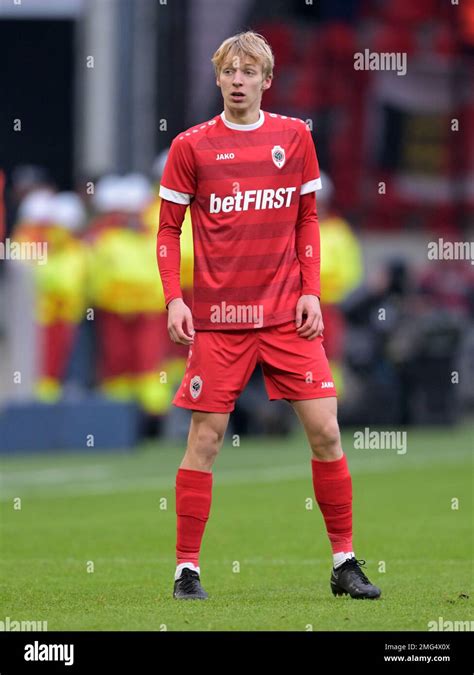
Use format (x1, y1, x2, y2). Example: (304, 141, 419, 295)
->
(0, 631, 472, 673)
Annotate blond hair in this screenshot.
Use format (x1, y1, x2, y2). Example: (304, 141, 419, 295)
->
(211, 31, 274, 80)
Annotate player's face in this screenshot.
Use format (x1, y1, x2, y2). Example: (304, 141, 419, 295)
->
(217, 54, 272, 118)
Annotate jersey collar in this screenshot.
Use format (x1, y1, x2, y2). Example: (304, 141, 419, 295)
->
(220, 110, 265, 131)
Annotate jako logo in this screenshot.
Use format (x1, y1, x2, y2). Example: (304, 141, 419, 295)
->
(321, 382, 334, 389)
(216, 153, 235, 160)
(209, 187, 296, 213)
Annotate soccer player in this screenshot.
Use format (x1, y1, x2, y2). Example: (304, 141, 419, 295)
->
(157, 31, 381, 601)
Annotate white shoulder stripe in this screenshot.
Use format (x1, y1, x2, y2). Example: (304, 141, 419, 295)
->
(300, 177, 322, 195)
(159, 185, 192, 205)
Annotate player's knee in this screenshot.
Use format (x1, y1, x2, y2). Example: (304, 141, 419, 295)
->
(188, 424, 224, 460)
(311, 416, 341, 451)
(196, 429, 222, 455)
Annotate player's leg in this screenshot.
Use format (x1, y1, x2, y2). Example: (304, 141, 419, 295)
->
(290, 398, 352, 561)
(291, 396, 381, 599)
(173, 411, 229, 600)
(260, 322, 381, 599)
(291, 397, 351, 553)
(181, 410, 230, 471)
(170, 328, 258, 599)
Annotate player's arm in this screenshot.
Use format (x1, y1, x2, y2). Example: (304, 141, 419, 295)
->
(157, 198, 185, 308)
(294, 125, 324, 340)
(157, 199, 194, 345)
(294, 192, 323, 340)
(296, 191, 321, 299)
(157, 136, 196, 345)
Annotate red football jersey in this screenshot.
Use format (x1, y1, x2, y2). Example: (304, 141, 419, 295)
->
(158, 110, 322, 330)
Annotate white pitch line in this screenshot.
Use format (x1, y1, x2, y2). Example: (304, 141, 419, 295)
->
(0, 556, 467, 567)
(1, 465, 111, 484)
(0, 449, 470, 501)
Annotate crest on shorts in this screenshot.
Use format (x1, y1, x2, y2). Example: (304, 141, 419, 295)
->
(271, 145, 286, 169)
(190, 375, 203, 400)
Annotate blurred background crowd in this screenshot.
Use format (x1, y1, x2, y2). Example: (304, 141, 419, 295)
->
(0, 0, 473, 450)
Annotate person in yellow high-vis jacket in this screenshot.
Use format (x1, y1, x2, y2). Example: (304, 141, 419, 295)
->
(14, 191, 88, 401)
(144, 152, 194, 402)
(318, 172, 363, 396)
(87, 173, 192, 417)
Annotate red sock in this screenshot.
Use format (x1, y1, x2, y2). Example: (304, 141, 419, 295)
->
(175, 467, 213, 567)
(311, 454, 353, 553)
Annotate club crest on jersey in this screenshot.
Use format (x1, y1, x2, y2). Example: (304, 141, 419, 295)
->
(271, 145, 286, 169)
(190, 375, 203, 400)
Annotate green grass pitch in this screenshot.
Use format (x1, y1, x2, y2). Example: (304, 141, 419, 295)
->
(0, 425, 472, 631)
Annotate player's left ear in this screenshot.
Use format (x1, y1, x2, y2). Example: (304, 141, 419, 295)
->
(262, 77, 272, 91)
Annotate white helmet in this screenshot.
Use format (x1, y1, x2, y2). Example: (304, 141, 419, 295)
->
(17, 189, 54, 224)
(49, 192, 86, 231)
(119, 173, 153, 213)
(152, 149, 169, 182)
(317, 170, 334, 204)
(92, 174, 123, 213)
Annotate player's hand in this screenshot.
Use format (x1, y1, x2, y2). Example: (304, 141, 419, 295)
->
(167, 298, 195, 345)
(295, 295, 324, 340)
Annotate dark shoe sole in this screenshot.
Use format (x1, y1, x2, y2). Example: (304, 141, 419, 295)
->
(173, 595, 208, 600)
(173, 591, 209, 600)
(331, 581, 381, 599)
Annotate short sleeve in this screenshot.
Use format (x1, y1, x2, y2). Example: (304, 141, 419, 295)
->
(300, 126, 322, 195)
(159, 138, 196, 205)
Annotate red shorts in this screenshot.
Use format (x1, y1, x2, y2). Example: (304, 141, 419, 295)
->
(173, 320, 337, 413)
